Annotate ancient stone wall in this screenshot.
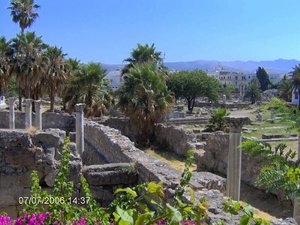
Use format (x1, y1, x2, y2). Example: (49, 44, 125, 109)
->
(83, 121, 295, 224)
(194, 131, 269, 187)
(0, 129, 81, 217)
(154, 124, 195, 156)
(82, 163, 138, 206)
(0, 111, 75, 132)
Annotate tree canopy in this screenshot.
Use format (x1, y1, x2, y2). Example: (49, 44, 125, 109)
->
(122, 43, 163, 75)
(245, 77, 261, 104)
(256, 67, 271, 91)
(117, 63, 174, 145)
(9, 0, 40, 33)
(167, 70, 220, 112)
(64, 62, 113, 117)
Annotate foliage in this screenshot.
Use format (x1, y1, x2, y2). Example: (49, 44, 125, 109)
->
(64, 62, 113, 117)
(256, 67, 271, 91)
(10, 31, 48, 99)
(44, 46, 69, 111)
(221, 84, 235, 100)
(205, 108, 229, 132)
(223, 199, 270, 225)
(241, 139, 299, 200)
(117, 63, 174, 146)
(245, 77, 261, 104)
(9, 0, 40, 33)
(122, 43, 163, 75)
(277, 75, 292, 102)
(107, 149, 209, 225)
(0, 37, 12, 96)
(167, 70, 220, 112)
(263, 97, 300, 132)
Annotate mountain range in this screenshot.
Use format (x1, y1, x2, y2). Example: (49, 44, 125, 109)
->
(103, 59, 300, 74)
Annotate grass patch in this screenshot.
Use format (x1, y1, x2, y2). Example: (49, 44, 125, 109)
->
(144, 148, 197, 172)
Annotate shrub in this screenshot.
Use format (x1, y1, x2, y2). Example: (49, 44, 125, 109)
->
(205, 108, 229, 132)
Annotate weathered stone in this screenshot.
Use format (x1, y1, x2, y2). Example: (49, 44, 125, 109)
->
(83, 164, 137, 186)
(154, 124, 196, 156)
(32, 129, 65, 149)
(0, 130, 32, 149)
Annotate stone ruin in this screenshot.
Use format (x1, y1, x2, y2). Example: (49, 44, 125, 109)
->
(0, 102, 297, 224)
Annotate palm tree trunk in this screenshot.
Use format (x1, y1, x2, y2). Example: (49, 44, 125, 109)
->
(50, 90, 55, 112)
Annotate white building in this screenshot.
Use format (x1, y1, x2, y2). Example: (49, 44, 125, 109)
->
(105, 69, 123, 90)
(217, 71, 247, 89)
(291, 88, 299, 105)
(0, 96, 6, 109)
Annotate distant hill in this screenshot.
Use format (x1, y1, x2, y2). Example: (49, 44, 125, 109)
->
(102, 59, 300, 74)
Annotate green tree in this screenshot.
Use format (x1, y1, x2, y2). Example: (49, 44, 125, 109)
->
(245, 77, 261, 104)
(292, 65, 300, 110)
(44, 46, 69, 111)
(205, 108, 229, 132)
(10, 32, 47, 99)
(9, 0, 40, 33)
(256, 67, 271, 91)
(167, 70, 220, 112)
(64, 62, 113, 117)
(117, 63, 174, 145)
(221, 83, 235, 100)
(277, 75, 292, 102)
(0, 37, 12, 96)
(122, 43, 163, 75)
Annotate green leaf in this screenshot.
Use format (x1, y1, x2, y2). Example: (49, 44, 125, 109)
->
(116, 206, 134, 224)
(240, 215, 251, 225)
(166, 203, 183, 223)
(135, 212, 154, 225)
(115, 187, 138, 198)
(243, 205, 254, 217)
(147, 182, 164, 198)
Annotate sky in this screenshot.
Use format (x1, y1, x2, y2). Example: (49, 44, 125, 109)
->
(1, 0, 300, 64)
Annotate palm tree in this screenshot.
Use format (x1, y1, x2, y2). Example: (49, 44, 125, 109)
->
(0, 37, 12, 96)
(122, 43, 163, 75)
(61, 58, 80, 110)
(64, 62, 113, 117)
(10, 32, 47, 100)
(117, 63, 174, 145)
(292, 65, 300, 110)
(9, 0, 40, 33)
(44, 46, 69, 111)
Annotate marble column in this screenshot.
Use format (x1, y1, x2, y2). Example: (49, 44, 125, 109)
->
(294, 198, 300, 225)
(222, 94, 227, 105)
(75, 103, 85, 156)
(25, 99, 32, 129)
(8, 97, 16, 129)
(34, 100, 42, 130)
(225, 116, 249, 201)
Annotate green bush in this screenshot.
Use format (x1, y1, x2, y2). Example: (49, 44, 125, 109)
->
(205, 108, 229, 132)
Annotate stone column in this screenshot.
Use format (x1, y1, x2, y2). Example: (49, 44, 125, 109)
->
(25, 99, 32, 129)
(239, 85, 244, 101)
(8, 97, 16, 129)
(75, 103, 85, 156)
(222, 94, 227, 105)
(225, 116, 249, 201)
(34, 100, 43, 130)
(294, 198, 300, 224)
